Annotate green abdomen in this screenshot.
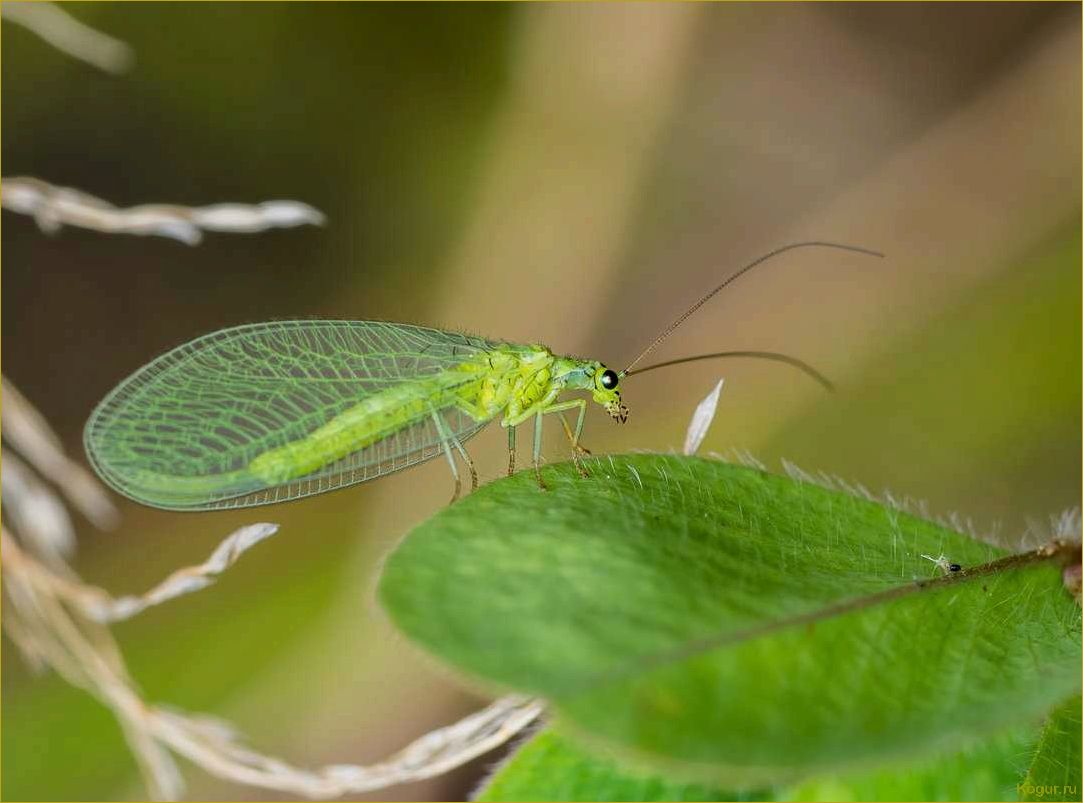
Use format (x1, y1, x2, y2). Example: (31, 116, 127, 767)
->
(248, 377, 481, 484)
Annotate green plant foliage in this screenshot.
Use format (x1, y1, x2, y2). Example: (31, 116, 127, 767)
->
(1020, 695, 1082, 802)
(379, 456, 1081, 787)
(474, 728, 759, 802)
(782, 725, 1037, 802)
(477, 723, 1038, 803)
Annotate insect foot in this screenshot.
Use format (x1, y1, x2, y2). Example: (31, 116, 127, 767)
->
(570, 445, 592, 479)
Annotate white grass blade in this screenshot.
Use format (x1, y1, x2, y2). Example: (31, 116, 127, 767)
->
(683, 378, 725, 456)
(39, 523, 279, 624)
(1, 449, 76, 564)
(1, 2, 134, 73)
(152, 694, 543, 798)
(98, 523, 279, 622)
(190, 202, 327, 233)
(2, 377, 119, 530)
(2, 177, 325, 244)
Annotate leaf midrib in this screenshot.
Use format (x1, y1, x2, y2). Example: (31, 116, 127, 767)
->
(571, 544, 1078, 694)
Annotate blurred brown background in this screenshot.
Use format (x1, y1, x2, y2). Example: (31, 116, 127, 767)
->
(2, 3, 1079, 800)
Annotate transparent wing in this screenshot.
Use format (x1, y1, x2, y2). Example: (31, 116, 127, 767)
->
(84, 321, 499, 510)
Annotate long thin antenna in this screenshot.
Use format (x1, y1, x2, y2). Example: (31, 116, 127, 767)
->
(624, 350, 834, 391)
(619, 241, 884, 375)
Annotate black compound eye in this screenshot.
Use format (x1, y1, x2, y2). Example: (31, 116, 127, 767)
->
(600, 369, 619, 390)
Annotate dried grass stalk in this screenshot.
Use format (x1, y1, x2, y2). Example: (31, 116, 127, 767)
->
(2, 519, 542, 800)
(1, 2, 134, 73)
(1, 449, 78, 564)
(2, 377, 119, 530)
(6, 522, 279, 623)
(2, 177, 326, 244)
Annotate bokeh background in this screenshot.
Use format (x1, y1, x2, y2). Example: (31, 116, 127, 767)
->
(2, 3, 1079, 800)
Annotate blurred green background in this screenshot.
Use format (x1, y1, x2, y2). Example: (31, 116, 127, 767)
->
(2, 3, 1079, 800)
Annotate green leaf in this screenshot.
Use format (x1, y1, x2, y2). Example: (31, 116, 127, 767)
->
(474, 728, 761, 802)
(379, 456, 1081, 786)
(1020, 695, 1082, 802)
(781, 724, 1036, 801)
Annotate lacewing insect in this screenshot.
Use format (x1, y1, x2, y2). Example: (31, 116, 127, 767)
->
(84, 241, 881, 510)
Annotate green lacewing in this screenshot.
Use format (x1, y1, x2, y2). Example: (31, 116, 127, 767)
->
(84, 242, 881, 510)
